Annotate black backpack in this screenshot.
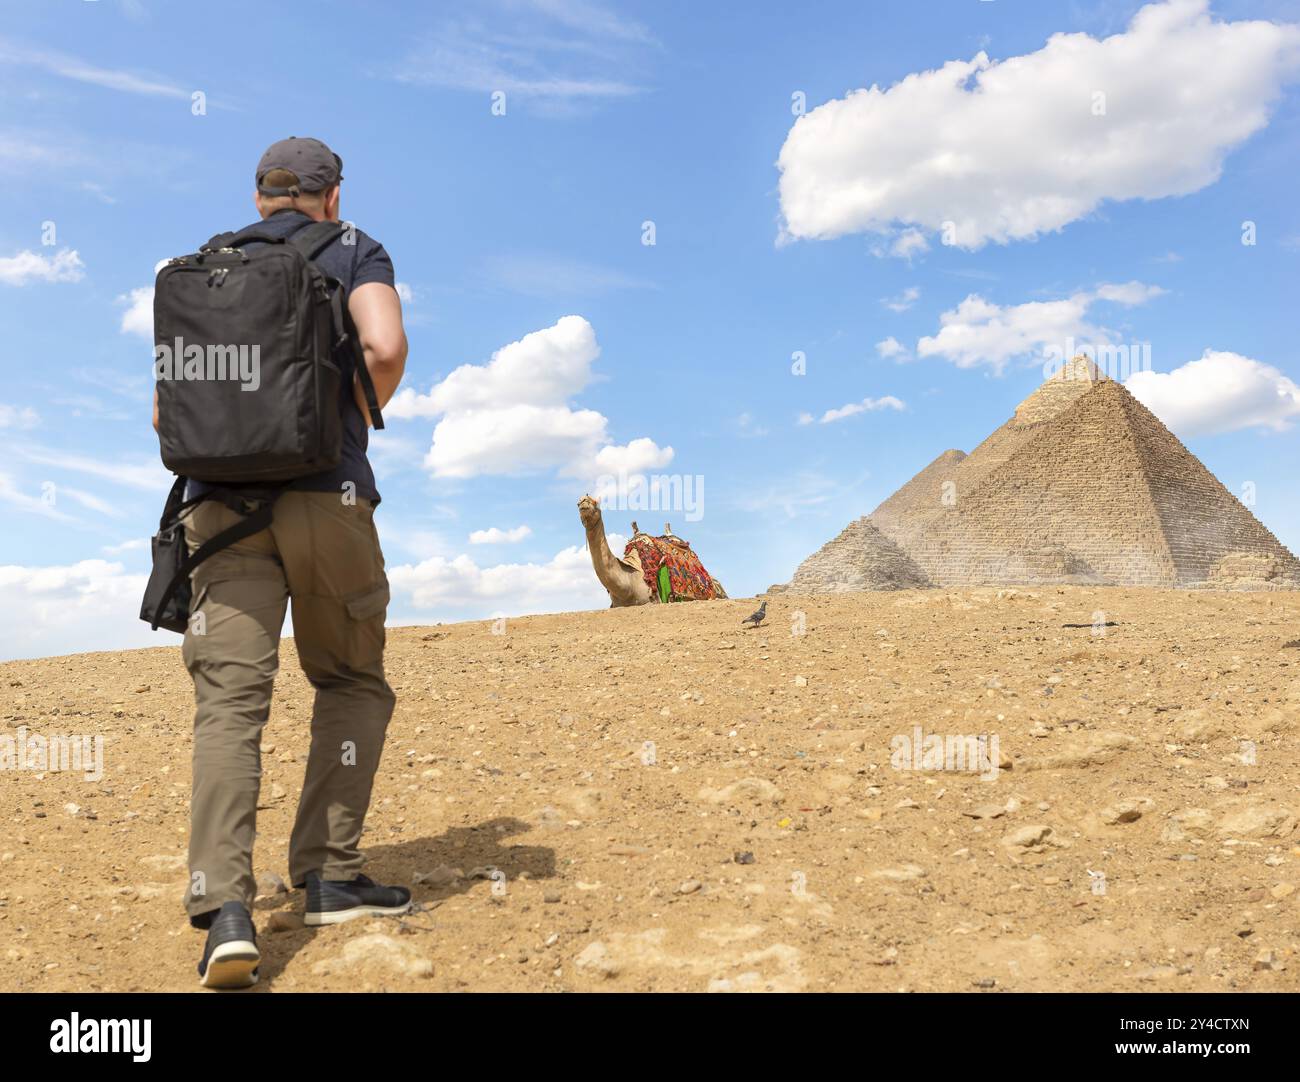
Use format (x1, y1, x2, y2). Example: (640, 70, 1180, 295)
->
(141, 218, 384, 632)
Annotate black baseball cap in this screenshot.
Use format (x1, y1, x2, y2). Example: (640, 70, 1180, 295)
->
(255, 136, 343, 195)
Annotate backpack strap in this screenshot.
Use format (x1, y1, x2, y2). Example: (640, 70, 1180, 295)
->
(327, 287, 384, 430)
(288, 220, 386, 430)
(201, 229, 284, 252)
(287, 219, 347, 262)
(147, 484, 283, 632)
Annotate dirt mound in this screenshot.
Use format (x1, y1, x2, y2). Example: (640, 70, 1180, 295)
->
(2, 587, 1299, 992)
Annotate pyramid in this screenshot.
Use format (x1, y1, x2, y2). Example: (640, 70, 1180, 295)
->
(771, 518, 931, 594)
(775, 357, 1300, 591)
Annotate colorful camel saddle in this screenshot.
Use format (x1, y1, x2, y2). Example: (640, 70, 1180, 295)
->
(623, 532, 720, 602)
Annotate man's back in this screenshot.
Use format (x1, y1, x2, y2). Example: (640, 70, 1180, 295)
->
(192, 207, 396, 506)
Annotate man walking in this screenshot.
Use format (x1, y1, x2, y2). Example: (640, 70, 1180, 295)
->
(156, 138, 411, 988)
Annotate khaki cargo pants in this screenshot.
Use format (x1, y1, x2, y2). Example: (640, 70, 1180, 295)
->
(180, 491, 395, 927)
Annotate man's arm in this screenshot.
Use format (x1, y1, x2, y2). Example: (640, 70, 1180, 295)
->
(152, 387, 159, 433)
(348, 281, 407, 425)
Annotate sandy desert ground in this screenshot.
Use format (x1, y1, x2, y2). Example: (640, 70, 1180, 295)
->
(2, 586, 1299, 993)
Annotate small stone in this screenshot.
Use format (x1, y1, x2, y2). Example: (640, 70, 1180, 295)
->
(266, 911, 303, 933)
(64, 803, 80, 817)
(413, 865, 460, 887)
(1254, 950, 1280, 972)
(871, 864, 927, 881)
(543, 890, 562, 904)
(733, 851, 755, 865)
(1269, 883, 1295, 900)
(962, 804, 1005, 820)
(678, 879, 703, 895)
(1099, 799, 1149, 825)
(793, 676, 808, 687)
(574, 941, 619, 978)
(255, 871, 287, 897)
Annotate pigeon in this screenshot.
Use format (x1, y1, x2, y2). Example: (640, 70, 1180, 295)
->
(741, 602, 767, 628)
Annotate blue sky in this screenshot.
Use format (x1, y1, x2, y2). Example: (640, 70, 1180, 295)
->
(1, 0, 1299, 659)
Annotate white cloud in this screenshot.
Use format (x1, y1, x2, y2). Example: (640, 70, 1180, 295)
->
(389, 543, 610, 615)
(394, 281, 413, 303)
(776, 0, 1300, 251)
(0, 560, 153, 660)
(119, 286, 154, 337)
(102, 538, 148, 554)
(1125, 350, 1300, 437)
(390, 316, 672, 483)
(393, 0, 652, 105)
(0, 472, 76, 523)
(61, 488, 125, 518)
(876, 336, 909, 361)
(882, 286, 920, 313)
(801, 396, 906, 425)
(0, 248, 84, 285)
(916, 281, 1165, 373)
(0, 404, 38, 428)
(469, 525, 533, 544)
(0, 37, 190, 98)
(15, 446, 170, 491)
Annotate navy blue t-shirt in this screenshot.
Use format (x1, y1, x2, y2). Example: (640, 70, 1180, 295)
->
(187, 208, 395, 506)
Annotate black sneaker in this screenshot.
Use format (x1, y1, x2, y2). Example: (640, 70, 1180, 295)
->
(304, 872, 412, 926)
(197, 901, 260, 989)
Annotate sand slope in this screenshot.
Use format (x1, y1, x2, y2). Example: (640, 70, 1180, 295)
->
(2, 587, 1299, 992)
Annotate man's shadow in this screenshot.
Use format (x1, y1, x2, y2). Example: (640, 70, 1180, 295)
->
(242, 816, 555, 988)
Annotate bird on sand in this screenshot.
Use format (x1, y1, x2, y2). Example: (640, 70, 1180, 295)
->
(741, 602, 767, 628)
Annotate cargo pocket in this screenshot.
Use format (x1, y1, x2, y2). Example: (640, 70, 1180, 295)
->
(341, 579, 390, 669)
(345, 579, 390, 621)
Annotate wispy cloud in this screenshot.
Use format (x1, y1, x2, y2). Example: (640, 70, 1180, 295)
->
(483, 253, 656, 298)
(14, 445, 169, 492)
(798, 395, 906, 426)
(0, 36, 190, 99)
(391, 0, 654, 107)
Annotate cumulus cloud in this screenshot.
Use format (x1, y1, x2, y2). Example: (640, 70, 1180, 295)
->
(387, 316, 673, 482)
(876, 336, 909, 361)
(0, 248, 84, 285)
(1125, 350, 1300, 437)
(388, 541, 614, 616)
(468, 525, 533, 544)
(119, 286, 154, 337)
(882, 286, 919, 313)
(800, 395, 905, 425)
(0, 560, 152, 660)
(776, 0, 1300, 251)
(916, 281, 1165, 373)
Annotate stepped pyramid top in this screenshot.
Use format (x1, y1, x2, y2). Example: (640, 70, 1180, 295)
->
(1013, 354, 1112, 425)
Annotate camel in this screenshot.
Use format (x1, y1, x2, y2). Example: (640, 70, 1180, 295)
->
(578, 495, 726, 607)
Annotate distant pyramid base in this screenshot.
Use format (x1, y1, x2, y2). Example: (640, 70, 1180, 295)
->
(769, 518, 931, 594)
(1189, 552, 1300, 591)
(776, 357, 1300, 592)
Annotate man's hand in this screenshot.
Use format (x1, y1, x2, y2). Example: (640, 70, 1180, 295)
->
(348, 282, 407, 426)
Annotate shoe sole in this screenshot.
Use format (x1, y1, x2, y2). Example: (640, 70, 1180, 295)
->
(304, 901, 413, 927)
(199, 940, 260, 989)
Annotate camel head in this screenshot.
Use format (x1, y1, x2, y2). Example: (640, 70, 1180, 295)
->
(577, 494, 603, 531)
